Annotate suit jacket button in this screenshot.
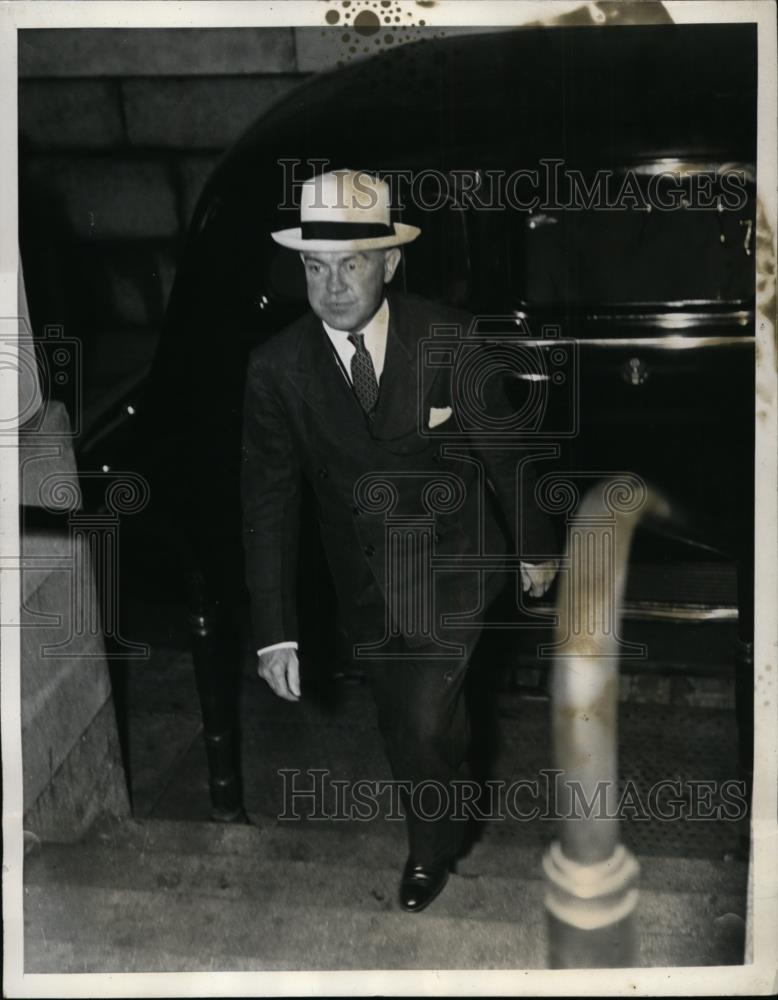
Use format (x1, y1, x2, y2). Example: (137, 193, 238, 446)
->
(364, 544, 375, 557)
(318, 467, 328, 479)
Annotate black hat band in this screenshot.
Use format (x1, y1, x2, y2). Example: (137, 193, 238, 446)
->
(300, 220, 395, 240)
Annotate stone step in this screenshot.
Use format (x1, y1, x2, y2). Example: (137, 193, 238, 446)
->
(24, 855, 745, 972)
(68, 815, 747, 895)
(24, 880, 547, 972)
(23, 818, 748, 971)
(27, 841, 536, 924)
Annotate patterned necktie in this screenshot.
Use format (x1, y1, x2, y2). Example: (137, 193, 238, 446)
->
(348, 332, 379, 415)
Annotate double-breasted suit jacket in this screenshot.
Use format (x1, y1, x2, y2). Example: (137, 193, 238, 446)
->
(241, 291, 556, 660)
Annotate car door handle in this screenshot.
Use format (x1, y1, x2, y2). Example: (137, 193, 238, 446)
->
(621, 357, 650, 385)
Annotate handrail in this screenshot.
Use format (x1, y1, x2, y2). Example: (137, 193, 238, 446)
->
(542, 476, 672, 968)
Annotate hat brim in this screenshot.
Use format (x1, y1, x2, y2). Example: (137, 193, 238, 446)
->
(270, 223, 421, 252)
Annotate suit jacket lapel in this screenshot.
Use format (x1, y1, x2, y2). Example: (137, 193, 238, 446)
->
(283, 293, 443, 441)
(285, 312, 364, 427)
(370, 293, 443, 442)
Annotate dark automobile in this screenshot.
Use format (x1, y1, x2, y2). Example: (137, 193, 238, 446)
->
(52, 24, 759, 819)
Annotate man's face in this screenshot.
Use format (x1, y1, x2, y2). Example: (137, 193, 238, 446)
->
(300, 248, 400, 332)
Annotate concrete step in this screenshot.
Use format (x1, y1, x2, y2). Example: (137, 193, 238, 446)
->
(24, 817, 747, 971)
(51, 814, 748, 895)
(25, 883, 549, 972)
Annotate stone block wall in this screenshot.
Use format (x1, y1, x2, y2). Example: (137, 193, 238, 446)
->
(19, 28, 297, 78)
(18, 28, 308, 417)
(20, 400, 130, 841)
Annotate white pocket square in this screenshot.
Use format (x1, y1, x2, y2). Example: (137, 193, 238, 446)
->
(429, 405, 452, 429)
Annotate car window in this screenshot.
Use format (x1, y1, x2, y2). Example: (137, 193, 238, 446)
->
(507, 165, 756, 310)
(396, 171, 471, 307)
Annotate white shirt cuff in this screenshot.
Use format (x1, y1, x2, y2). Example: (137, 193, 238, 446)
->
(257, 641, 298, 658)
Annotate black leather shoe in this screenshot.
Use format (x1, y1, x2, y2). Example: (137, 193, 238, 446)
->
(399, 856, 453, 913)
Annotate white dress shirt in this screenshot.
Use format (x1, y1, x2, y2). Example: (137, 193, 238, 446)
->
(321, 296, 389, 384)
(256, 298, 390, 660)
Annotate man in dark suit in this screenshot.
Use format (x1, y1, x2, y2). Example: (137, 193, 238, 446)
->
(242, 169, 557, 912)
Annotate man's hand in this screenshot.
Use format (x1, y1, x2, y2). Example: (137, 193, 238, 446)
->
(257, 647, 300, 702)
(520, 560, 559, 598)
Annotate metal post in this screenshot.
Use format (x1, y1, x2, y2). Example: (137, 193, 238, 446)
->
(543, 476, 670, 968)
(186, 570, 247, 824)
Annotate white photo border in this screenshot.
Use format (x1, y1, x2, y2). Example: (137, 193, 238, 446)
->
(2, 1, 776, 996)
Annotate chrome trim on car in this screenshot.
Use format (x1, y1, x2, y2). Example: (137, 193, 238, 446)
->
(621, 603, 738, 623)
(577, 335, 754, 348)
(516, 300, 752, 314)
(484, 336, 754, 349)
(627, 159, 755, 183)
(532, 601, 738, 623)
(585, 310, 752, 329)
(511, 307, 754, 332)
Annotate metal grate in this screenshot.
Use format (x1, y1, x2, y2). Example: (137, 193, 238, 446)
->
(493, 698, 745, 860)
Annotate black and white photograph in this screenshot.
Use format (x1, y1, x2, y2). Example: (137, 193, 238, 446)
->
(2, 0, 777, 995)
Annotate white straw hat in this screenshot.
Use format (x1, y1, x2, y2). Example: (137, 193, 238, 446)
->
(271, 169, 421, 251)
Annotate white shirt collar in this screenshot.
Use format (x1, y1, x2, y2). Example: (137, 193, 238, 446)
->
(322, 297, 390, 382)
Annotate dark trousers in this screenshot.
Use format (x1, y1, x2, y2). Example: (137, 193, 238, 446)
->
(365, 652, 473, 866)
(354, 569, 508, 865)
